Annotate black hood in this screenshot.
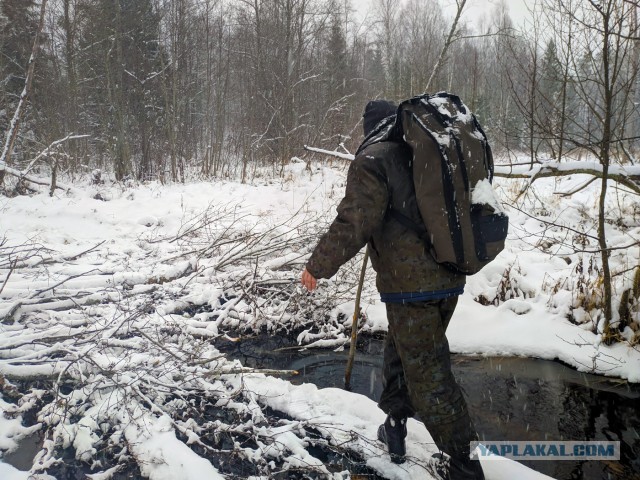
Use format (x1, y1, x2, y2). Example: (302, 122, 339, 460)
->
(363, 99, 397, 136)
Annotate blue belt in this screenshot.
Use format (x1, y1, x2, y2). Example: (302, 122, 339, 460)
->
(380, 286, 464, 304)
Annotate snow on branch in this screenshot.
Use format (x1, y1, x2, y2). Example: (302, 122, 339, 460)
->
(0, 134, 88, 194)
(303, 144, 640, 195)
(494, 161, 640, 195)
(21, 134, 89, 176)
(304, 145, 354, 161)
(0, 198, 378, 478)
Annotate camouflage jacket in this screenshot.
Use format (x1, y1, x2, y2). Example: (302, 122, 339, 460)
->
(306, 141, 465, 302)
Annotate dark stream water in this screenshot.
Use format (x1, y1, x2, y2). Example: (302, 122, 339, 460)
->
(221, 334, 640, 480)
(4, 334, 639, 480)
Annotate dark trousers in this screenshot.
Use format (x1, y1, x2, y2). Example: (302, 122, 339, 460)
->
(378, 297, 479, 462)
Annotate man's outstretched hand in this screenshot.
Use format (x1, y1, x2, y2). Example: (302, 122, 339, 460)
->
(301, 268, 317, 292)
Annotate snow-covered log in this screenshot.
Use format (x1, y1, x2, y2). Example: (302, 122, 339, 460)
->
(0, 160, 75, 194)
(494, 161, 640, 195)
(303, 145, 640, 195)
(0, 134, 88, 194)
(304, 145, 354, 161)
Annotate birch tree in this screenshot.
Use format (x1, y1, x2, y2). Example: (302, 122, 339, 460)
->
(0, 0, 48, 185)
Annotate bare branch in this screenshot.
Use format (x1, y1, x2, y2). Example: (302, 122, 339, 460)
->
(0, 258, 17, 297)
(425, 0, 467, 92)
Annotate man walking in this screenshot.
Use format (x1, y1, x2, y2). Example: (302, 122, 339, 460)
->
(300, 100, 484, 480)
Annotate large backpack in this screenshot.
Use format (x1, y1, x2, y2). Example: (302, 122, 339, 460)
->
(358, 92, 508, 275)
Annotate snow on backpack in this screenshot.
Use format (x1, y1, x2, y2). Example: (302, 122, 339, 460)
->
(359, 92, 509, 275)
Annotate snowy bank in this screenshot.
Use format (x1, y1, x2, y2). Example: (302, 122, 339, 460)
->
(0, 161, 637, 478)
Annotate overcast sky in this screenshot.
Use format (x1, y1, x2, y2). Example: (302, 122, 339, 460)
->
(352, 0, 533, 28)
(457, 0, 532, 26)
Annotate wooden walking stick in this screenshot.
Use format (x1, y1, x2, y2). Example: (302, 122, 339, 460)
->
(344, 247, 369, 390)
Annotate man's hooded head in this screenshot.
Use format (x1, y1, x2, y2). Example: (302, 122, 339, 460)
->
(363, 100, 397, 136)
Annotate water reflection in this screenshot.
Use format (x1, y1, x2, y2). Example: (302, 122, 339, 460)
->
(222, 336, 640, 480)
(456, 356, 640, 480)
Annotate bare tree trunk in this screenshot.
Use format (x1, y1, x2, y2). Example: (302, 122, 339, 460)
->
(599, 2, 614, 344)
(202, 0, 214, 177)
(556, 22, 572, 163)
(626, 2, 640, 159)
(528, 42, 538, 167)
(424, 0, 467, 92)
(377, 0, 400, 97)
(212, 32, 231, 177)
(107, 0, 130, 181)
(63, 0, 79, 170)
(0, 0, 49, 186)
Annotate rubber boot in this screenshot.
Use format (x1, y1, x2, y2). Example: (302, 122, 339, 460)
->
(448, 453, 485, 480)
(377, 415, 407, 464)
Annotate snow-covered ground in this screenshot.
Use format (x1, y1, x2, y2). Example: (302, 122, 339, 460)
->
(0, 158, 638, 479)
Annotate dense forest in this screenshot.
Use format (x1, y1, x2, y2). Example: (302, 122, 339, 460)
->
(1, 0, 638, 183)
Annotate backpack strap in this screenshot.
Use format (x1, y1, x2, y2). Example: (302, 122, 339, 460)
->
(355, 115, 400, 156)
(472, 116, 494, 182)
